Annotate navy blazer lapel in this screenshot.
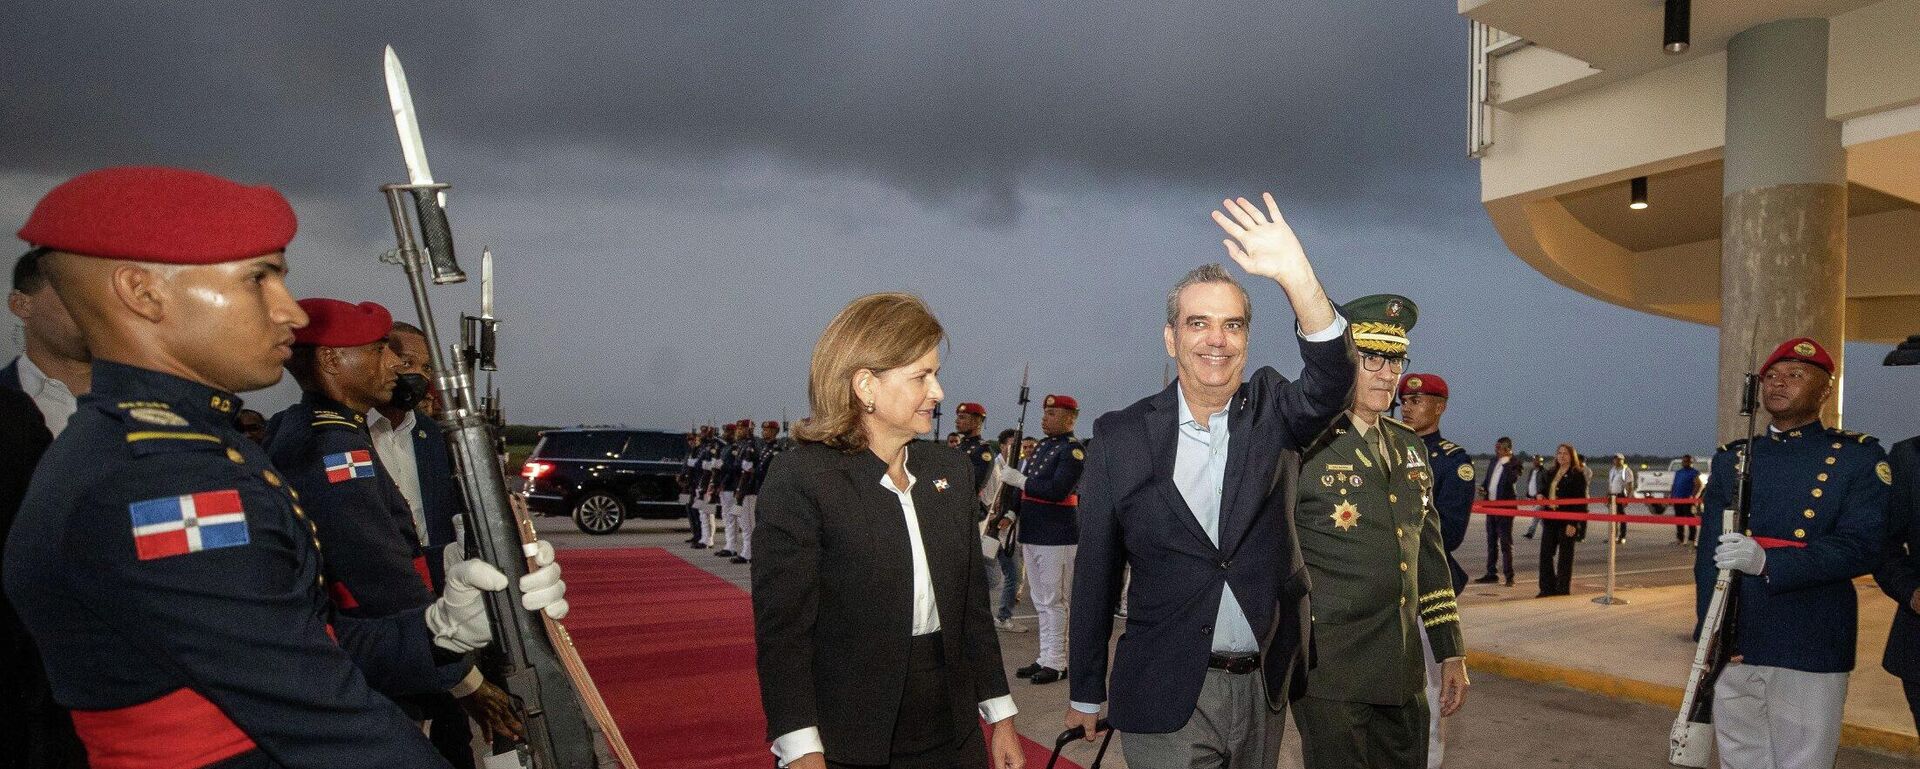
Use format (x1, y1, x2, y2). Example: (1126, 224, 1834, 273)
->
(1145, 383, 1215, 553)
(1217, 383, 1260, 555)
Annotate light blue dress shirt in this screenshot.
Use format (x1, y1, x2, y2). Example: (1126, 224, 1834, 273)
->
(1174, 383, 1262, 654)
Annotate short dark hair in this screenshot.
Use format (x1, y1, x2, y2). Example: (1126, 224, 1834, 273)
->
(996, 428, 1019, 443)
(389, 320, 425, 339)
(1496, 436, 1512, 445)
(12, 247, 49, 293)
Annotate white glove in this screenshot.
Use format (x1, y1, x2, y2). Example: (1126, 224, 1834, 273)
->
(519, 540, 570, 619)
(994, 455, 1028, 491)
(1714, 533, 1767, 575)
(427, 557, 509, 652)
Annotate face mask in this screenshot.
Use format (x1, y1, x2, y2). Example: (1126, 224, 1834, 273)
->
(389, 372, 431, 411)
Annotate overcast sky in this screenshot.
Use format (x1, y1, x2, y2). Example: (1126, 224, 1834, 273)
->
(3, 1, 1913, 457)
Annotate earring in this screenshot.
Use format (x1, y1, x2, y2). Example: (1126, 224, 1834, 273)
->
(864, 401, 876, 414)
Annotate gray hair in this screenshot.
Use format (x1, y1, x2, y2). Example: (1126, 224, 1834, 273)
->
(1165, 263, 1252, 328)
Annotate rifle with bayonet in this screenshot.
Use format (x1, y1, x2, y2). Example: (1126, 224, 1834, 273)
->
(1668, 365, 1761, 766)
(378, 45, 635, 769)
(986, 364, 1031, 546)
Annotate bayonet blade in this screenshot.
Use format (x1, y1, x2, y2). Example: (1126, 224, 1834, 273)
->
(383, 46, 444, 206)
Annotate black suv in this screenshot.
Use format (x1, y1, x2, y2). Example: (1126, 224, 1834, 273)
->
(519, 427, 687, 534)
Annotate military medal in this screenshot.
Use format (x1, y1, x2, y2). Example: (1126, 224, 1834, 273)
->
(1331, 500, 1361, 530)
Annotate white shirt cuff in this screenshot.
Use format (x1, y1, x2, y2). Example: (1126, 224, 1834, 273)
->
(1069, 700, 1102, 714)
(1299, 312, 1348, 343)
(447, 665, 484, 698)
(979, 694, 1018, 724)
(771, 727, 824, 767)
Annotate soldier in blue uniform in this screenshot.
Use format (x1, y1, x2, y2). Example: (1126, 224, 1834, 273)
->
(992, 393, 1085, 685)
(953, 402, 994, 496)
(1694, 337, 1888, 769)
(682, 425, 713, 544)
(265, 298, 530, 748)
(693, 423, 733, 549)
(719, 419, 761, 561)
(726, 419, 784, 565)
(0, 166, 540, 767)
(1394, 372, 1474, 769)
(1874, 333, 1920, 734)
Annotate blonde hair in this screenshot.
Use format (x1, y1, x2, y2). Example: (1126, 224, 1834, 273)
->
(794, 292, 946, 452)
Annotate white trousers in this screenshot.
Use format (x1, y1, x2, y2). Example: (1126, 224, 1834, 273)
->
(1023, 544, 1075, 669)
(1421, 625, 1446, 768)
(700, 492, 730, 546)
(726, 494, 757, 560)
(1713, 663, 1848, 769)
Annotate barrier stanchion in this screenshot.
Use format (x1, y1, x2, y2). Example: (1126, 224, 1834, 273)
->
(1592, 495, 1627, 606)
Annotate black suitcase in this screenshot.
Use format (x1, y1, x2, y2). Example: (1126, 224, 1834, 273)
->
(1045, 719, 1114, 769)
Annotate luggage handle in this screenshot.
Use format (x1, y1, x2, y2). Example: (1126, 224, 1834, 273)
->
(1047, 719, 1113, 769)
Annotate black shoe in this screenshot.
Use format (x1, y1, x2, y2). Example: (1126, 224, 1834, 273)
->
(1534, 591, 1552, 598)
(1473, 574, 1500, 584)
(1030, 667, 1065, 685)
(691, 543, 709, 549)
(1504, 576, 1515, 587)
(1522, 534, 1534, 540)
(715, 550, 736, 558)
(685, 536, 699, 543)
(730, 556, 750, 564)
(1015, 662, 1043, 679)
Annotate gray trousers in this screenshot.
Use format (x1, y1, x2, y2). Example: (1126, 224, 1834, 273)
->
(1121, 668, 1285, 769)
(1713, 663, 1848, 769)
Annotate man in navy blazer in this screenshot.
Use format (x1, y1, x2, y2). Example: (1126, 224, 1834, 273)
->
(1067, 193, 1354, 767)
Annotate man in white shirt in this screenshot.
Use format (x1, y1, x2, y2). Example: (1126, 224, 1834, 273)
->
(1607, 454, 1635, 543)
(5, 247, 90, 435)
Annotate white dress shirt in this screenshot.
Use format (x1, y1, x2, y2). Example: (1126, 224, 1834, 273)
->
(771, 449, 1017, 766)
(1485, 456, 1510, 497)
(14, 354, 76, 437)
(367, 408, 428, 544)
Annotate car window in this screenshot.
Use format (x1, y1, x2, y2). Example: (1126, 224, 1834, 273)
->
(536, 431, 629, 460)
(621, 432, 685, 462)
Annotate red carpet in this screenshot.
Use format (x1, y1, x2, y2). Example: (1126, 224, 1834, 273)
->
(557, 547, 1083, 768)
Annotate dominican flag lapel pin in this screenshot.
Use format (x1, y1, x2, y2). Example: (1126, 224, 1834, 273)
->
(129, 489, 250, 560)
(323, 450, 377, 483)
(934, 478, 950, 492)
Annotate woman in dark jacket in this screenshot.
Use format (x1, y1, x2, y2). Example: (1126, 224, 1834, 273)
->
(751, 292, 1023, 769)
(1537, 443, 1590, 597)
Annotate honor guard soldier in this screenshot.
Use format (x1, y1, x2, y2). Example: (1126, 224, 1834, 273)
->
(1874, 334, 1920, 734)
(264, 298, 534, 741)
(992, 393, 1085, 685)
(683, 425, 713, 544)
(692, 424, 730, 549)
(0, 166, 528, 767)
(719, 419, 760, 561)
(953, 402, 994, 495)
(1694, 337, 1888, 769)
(727, 419, 784, 565)
(1292, 295, 1466, 769)
(1398, 375, 1473, 594)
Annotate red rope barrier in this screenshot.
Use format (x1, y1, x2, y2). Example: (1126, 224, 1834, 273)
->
(1471, 497, 1706, 526)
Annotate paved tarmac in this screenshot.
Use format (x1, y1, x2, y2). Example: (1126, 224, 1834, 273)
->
(542, 513, 1918, 767)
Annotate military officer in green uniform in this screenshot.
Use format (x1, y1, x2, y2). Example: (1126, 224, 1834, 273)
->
(1292, 294, 1468, 768)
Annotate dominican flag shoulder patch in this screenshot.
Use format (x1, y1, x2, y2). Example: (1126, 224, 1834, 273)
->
(324, 450, 377, 483)
(130, 489, 250, 561)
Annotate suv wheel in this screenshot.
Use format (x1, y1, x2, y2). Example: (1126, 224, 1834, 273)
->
(572, 492, 626, 535)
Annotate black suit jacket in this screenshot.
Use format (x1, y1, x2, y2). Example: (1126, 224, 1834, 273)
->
(752, 440, 1008, 764)
(1068, 331, 1354, 734)
(1484, 456, 1520, 501)
(1543, 466, 1591, 540)
(1876, 437, 1920, 682)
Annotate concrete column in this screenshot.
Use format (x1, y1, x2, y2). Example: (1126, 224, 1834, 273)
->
(1718, 18, 1848, 443)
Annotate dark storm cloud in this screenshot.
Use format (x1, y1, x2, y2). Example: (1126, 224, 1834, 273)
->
(0, 1, 1467, 217)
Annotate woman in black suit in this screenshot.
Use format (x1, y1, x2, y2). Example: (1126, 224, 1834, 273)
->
(752, 292, 1023, 769)
(1537, 443, 1590, 597)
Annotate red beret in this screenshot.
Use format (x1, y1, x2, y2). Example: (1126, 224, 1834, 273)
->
(294, 299, 392, 348)
(955, 402, 986, 416)
(1398, 373, 1449, 399)
(1762, 337, 1834, 375)
(19, 166, 296, 264)
(761, 420, 780, 429)
(737, 419, 753, 428)
(1042, 394, 1078, 411)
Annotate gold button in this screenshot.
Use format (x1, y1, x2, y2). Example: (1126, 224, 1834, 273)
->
(1400, 596, 1407, 606)
(263, 470, 281, 487)
(1399, 562, 1409, 572)
(1825, 457, 1836, 465)
(1397, 527, 1405, 537)
(1832, 443, 1843, 450)
(226, 447, 246, 464)
(1803, 510, 1815, 519)
(1811, 488, 1823, 498)
(1793, 529, 1806, 538)
(290, 488, 300, 500)
(1389, 494, 1399, 503)
(1817, 473, 1828, 481)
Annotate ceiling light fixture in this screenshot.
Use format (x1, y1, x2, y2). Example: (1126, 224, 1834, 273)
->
(1664, 0, 1690, 54)
(1630, 176, 1649, 210)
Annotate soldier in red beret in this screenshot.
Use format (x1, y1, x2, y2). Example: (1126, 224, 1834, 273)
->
(989, 392, 1085, 684)
(1, 167, 500, 766)
(266, 297, 540, 753)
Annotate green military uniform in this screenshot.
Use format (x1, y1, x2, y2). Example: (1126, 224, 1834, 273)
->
(1291, 295, 1464, 769)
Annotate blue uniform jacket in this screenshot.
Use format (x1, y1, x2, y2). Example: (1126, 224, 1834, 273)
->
(1421, 431, 1474, 593)
(2, 362, 448, 767)
(266, 392, 471, 691)
(410, 411, 467, 592)
(957, 434, 994, 497)
(1017, 433, 1085, 546)
(1693, 422, 1889, 673)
